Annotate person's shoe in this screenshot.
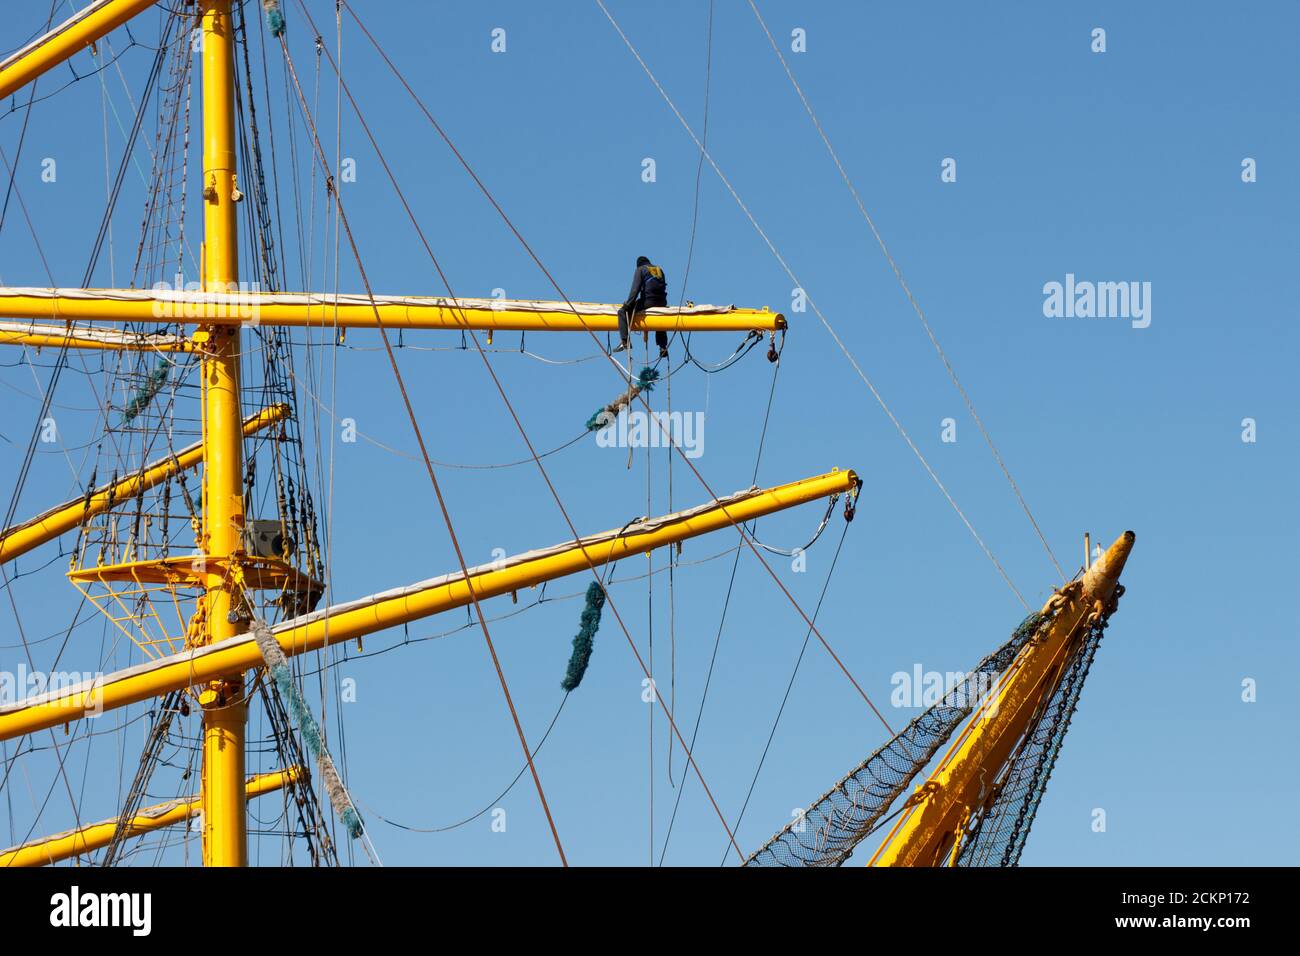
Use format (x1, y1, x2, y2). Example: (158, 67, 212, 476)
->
(611, 341, 630, 354)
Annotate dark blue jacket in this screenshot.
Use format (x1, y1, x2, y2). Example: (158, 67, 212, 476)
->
(624, 262, 668, 312)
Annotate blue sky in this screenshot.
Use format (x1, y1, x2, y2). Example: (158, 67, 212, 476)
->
(1, 0, 1296, 866)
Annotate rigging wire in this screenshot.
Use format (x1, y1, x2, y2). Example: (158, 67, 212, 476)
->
(340, 0, 897, 747)
(297, 0, 768, 864)
(0, 0, 121, 852)
(744, 0, 1064, 583)
(275, 26, 569, 867)
(667, 0, 713, 787)
(233, 0, 344, 864)
(721, 518, 850, 864)
(319, 480, 834, 842)
(357, 687, 570, 835)
(592, 0, 1030, 612)
(299, 0, 868, 863)
(657, 349, 783, 864)
(285, 361, 590, 469)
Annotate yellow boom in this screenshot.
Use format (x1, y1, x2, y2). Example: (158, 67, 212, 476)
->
(0, 768, 298, 867)
(0, 320, 196, 353)
(868, 530, 1134, 867)
(0, 468, 857, 743)
(0, 404, 289, 566)
(0, 288, 785, 335)
(0, 0, 159, 100)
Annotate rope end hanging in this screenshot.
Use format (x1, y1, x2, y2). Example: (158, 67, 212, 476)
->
(560, 581, 606, 691)
(251, 619, 366, 840)
(120, 359, 170, 424)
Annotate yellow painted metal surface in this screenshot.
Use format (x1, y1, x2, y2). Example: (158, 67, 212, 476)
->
(868, 531, 1134, 867)
(0, 0, 159, 100)
(0, 290, 785, 334)
(65, 551, 323, 662)
(0, 404, 287, 566)
(197, 0, 246, 868)
(66, 552, 321, 592)
(0, 469, 857, 742)
(0, 768, 297, 867)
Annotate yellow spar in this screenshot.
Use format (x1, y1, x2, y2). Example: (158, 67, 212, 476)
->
(868, 530, 1135, 867)
(0, 404, 289, 566)
(0, 320, 196, 353)
(0, 768, 298, 867)
(0, 288, 786, 335)
(0, 0, 159, 100)
(0, 469, 858, 743)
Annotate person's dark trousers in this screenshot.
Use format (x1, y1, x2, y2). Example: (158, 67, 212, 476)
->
(646, 297, 668, 349)
(617, 303, 669, 349)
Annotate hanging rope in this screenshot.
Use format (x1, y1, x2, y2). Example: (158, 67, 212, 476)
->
(560, 581, 607, 691)
(275, 29, 568, 865)
(119, 359, 169, 424)
(748, 493, 841, 557)
(251, 619, 363, 840)
(313, 1, 878, 863)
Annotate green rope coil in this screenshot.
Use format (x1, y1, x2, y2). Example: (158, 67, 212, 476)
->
(633, 365, 659, 391)
(561, 581, 606, 691)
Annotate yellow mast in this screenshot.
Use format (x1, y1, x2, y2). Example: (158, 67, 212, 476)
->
(196, 0, 246, 867)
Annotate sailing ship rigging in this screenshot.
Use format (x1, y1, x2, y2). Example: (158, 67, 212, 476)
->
(0, 0, 1132, 867)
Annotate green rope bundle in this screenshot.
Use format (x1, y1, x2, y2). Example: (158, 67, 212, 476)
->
(252, 621, 363, 839)
(263, 0, 286, 37)
(632, 365, 660, 391)
(561, 581, 606, 691)
(121, 361, 169, 424)
(586, 366, 660, 431)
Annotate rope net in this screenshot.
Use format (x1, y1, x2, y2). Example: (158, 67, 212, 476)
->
(956, 588, 1121, 867)
(744, 610, 1050, 867)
